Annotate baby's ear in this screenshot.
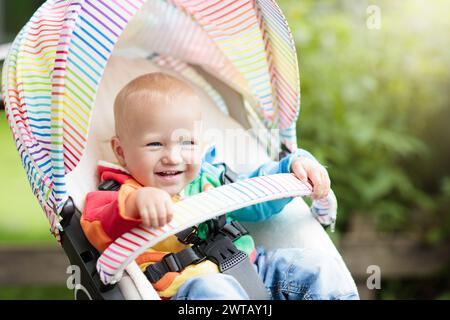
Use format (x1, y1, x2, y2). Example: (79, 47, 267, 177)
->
(111, 136, 126, 167)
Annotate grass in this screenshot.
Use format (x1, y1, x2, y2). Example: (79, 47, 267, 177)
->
(0, 111, 69, 299)
(0, 110, 54, 244)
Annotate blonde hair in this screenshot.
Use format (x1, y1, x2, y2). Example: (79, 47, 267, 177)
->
(113, 72, 199, 138)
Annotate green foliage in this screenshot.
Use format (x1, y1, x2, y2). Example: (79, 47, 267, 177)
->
(377, 265, 450, 299)
(278, 0, 450, 239)
(0, 111, 53, 244)
(2, 0, 45, 43)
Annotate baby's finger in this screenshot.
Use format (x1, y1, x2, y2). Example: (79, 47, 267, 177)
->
(308, 167, 323, 199)
(292, 160, 308, 182)
(156, 202, 167, 227)
(147, 205, 159, 228)
(319, 168, 331, 198)
(165, 200, 174, 223)
(139, 206, 150, 227)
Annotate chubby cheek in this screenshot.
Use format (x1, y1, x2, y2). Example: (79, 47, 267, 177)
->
(126, 155, 158, 186)
(181, 149, 202, 183)
(185, 164, 201, 182)
(181, 146, 203, 165)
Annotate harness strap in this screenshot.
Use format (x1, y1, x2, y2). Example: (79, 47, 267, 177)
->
(221, 220, 248, 239)
(222, 255, 269, 300)
(146, 220, 249, 283)
(144, 247, 205, 283)
(145, 220, 269, 299)
(98, 179, 121, 191)
(197, 230, 269, 299)
(204, 215, 227, 237)
(221, 163, 240, 185)
(175, 226, 202, 245)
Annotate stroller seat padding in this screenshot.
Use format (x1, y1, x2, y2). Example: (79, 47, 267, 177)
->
(65, 56, 348, 261)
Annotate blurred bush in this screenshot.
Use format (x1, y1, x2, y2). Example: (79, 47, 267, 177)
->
(279, 0, 450, 243)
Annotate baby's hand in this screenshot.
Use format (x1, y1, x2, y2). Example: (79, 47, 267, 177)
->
(126, 187, 174, 228)
(291, 157, 331, 200)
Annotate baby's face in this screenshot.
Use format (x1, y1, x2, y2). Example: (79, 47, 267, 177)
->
(113, 94, 203, 196)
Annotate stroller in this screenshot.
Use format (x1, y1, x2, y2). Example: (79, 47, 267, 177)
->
(2, 0, 357, 299)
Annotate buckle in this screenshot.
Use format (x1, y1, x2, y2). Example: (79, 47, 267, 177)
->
(219, 250, 247, 272)
(220, 224, 241, 239)
(219, 221, 248, 240)
(162, 253, 181, 273)
(205, 216, 227, 236)
(176, 227, 201, 245)
(144, 264, 164, 283)
(144, 249, 202, 284)
(200, 234, 249, 273)
(231, 221, 248, 235)
(98, 179, 121, 191)
(144, 254, 181, 283)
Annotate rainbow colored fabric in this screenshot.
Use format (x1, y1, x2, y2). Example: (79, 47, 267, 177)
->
(98, 173, 313, 285)
(2, 0, 301, 239)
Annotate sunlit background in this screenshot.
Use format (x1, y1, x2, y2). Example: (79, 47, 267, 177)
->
(0, 0, 449, 299)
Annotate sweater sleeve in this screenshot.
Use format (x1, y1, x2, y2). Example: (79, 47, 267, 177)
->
(227, 148, 320, 222)
(192, 146, 322, 222)
(80, 182, 142, 252)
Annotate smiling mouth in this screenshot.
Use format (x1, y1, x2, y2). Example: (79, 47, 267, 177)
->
(155, 171, 183, 177)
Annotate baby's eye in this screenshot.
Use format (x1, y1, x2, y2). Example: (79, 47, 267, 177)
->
(180, 140, 196, 147)
(146, 142, 163, 148)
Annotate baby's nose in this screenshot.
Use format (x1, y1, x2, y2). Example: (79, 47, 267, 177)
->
(162, 146, 183, 164)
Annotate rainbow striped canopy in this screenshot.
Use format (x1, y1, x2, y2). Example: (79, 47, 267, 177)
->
(1, 0, 301, 239)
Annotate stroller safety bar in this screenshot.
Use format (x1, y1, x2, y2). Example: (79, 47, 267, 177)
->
(98, 173, 317, 285)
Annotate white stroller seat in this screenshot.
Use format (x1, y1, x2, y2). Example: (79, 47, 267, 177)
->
(65, 55, 357, 299)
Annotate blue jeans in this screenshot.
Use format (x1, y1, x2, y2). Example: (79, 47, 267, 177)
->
(172, 246, 359, 300)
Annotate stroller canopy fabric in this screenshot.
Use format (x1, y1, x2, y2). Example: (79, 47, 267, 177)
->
(2, 0, 302, 239)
